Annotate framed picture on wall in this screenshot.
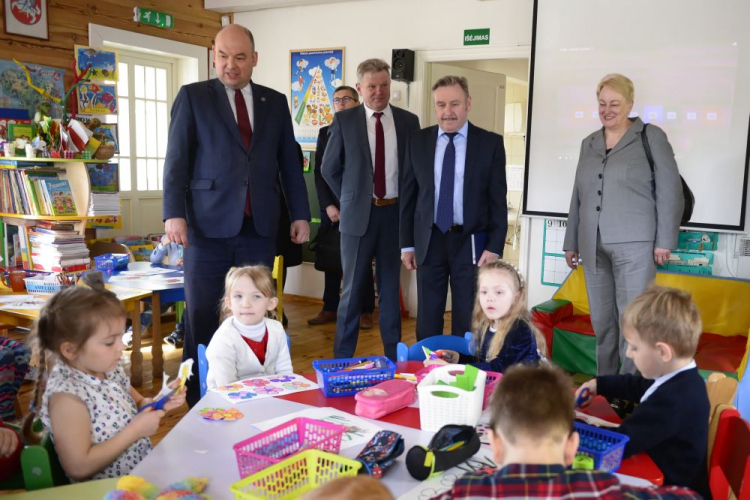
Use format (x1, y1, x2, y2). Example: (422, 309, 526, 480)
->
(3, 0, 48, 40)
(289, 47, 344, 147)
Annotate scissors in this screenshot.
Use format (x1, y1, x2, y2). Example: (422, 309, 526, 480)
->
(575, 387, 592, 408)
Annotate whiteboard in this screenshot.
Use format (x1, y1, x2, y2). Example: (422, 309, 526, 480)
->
(523, 0, 750, 231)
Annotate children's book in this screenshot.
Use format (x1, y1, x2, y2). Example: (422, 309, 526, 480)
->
(86, 163, 118, 192)
(42, 179, 77, 216)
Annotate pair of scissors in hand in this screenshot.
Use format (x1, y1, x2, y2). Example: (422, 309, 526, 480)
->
(575, 387, 592, 408)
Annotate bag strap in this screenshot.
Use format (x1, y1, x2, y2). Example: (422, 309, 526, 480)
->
(641, 123, 655, 174)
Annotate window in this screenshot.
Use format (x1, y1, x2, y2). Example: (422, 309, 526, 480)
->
(116, 52, 173, 192)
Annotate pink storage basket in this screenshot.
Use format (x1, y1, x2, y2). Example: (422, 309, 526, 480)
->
(233, 417, 346, 478)
(482, 371, 502, 410)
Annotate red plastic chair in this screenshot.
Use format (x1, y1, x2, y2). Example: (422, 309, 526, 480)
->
(709, 408, 750, 500)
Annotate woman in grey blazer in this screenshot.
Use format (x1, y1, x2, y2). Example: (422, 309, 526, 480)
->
(563, 74, 683, 376)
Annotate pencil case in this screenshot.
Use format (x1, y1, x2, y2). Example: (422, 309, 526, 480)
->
(405, 424, 480, 480)
(354, 379, 416, 419)
(354, 430, 404, 478)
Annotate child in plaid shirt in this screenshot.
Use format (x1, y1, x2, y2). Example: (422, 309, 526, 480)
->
(433, 364, 701, 500)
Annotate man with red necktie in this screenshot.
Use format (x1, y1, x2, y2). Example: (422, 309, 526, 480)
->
(322, 59, 419, 361)
(162, 24, 310, 406)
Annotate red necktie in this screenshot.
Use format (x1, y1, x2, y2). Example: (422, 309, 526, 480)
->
(373, 112, 386, 199)
(235, 89, 253, 216)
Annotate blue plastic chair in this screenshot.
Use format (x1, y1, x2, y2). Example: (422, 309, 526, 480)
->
(197, 333, 291, 399)
(396, 332, 474, 362)
(736, 369, 750, 420)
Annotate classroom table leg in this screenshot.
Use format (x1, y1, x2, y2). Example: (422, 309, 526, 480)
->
(151, 293, 163, 378)
(130, 307, 143, 387)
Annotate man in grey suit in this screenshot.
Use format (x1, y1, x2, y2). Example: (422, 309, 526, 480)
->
(400, 76, 507, 339)
(322, 58, 420, 360)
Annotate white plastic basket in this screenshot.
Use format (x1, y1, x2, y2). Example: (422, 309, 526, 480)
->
(417, 364, 487, 432)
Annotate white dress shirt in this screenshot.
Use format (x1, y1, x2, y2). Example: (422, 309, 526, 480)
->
(364, 103, 398, 199)
(434, 121, 469, 225)
(224, 83, 254, 131)
(640, 359, 697, 403)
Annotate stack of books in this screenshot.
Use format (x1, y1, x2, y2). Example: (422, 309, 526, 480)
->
(88, 192, 121, 216)
(27, 221, 91, 273)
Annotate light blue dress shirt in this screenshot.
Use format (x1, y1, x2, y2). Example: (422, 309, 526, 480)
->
(434, 121, 469, 225)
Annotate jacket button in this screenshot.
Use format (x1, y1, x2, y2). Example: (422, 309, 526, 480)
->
(598, 190, 602, 196)
(598, 173, 603, 179)
(596, 206, 601, 211)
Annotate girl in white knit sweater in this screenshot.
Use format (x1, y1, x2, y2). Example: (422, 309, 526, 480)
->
(206, 266, 293, 389)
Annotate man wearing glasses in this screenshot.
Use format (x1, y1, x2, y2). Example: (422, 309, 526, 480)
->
(309, 86, 376, 330)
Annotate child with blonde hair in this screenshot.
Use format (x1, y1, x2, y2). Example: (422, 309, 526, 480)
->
(426, 260, 546, 372)
(206, 265, 292, 389)
(23, 285, 185, 481)
(576, 285, 709, 497)
(300, 476, 394, 500)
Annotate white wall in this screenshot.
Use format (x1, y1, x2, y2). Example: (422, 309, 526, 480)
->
(234, 0, 546, 305)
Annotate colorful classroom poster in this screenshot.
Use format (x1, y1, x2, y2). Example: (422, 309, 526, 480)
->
(289, 47, 344, 146)
(254, 407, 381, 450)
(76, 83, 117, 114)
(212, 373, 319, 403)
(0, 60, 64, 120)
(74, 46, 118, 81)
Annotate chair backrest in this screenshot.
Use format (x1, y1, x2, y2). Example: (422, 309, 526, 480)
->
(197, 334, 290, 399)
(87, 241, 135, 263)
(707, 403, 735, 472)
(736, 369, 750, 421)
(20, 420, 70, 491)
(707, 373, 739, 420)
(709, 407, 750, 500)
(272, 255, 284, 321)
(198, 343, 208, 399)
(396, 333, 473, 362)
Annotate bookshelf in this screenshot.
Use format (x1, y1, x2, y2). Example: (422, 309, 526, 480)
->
(0, 157, 109, 272)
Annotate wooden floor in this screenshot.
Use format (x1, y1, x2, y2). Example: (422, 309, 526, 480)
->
(11, 294, 427, 447)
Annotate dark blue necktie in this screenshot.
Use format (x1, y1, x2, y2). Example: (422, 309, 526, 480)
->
(436, 132, 458, 233)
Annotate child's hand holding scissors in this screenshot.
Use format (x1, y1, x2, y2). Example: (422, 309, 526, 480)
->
(574, 379, 597, 408)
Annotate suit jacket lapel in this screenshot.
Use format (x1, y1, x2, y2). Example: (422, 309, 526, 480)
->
(609, 118, 640, 156)
(250, 81, 267, 154)
(210, 79, 246, 151)
(355, 106, 373, 171)
(425, 126, 438, 210)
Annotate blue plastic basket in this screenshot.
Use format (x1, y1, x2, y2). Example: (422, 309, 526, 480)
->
(94, 253, 129, 271)
(312, 357, 396, 397)
(574, 422, 630, 472)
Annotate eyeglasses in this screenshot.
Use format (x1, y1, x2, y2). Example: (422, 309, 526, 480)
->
(333, 96, 357, 105)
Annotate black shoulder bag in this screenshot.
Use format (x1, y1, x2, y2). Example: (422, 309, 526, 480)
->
(641, 123, 695, 224)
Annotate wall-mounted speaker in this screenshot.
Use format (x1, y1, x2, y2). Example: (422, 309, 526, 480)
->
(391, 49, 415, 83)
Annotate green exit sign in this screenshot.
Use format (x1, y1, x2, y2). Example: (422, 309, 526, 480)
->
(464, 28, 490, 46)
(134, 7, 174, 29)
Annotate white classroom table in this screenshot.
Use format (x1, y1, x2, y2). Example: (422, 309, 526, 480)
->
(132, 391, 651, 500)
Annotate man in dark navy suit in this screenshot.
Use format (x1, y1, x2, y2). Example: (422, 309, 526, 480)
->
(162, 24, 310, 405)
(400, 75, 507, 340)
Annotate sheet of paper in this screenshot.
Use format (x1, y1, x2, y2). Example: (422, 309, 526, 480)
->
(0, 297, 46, 310)
(211, 373, 319, 404)
(253, 406, 381, 450)
(118, 267, 175, 276)
(0, 295, 36, 302)
(152, 275, 184, 284)
(575, 410, 619, 428)
(397, 445, 497, 499)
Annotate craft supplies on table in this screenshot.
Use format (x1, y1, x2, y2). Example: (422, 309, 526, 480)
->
(230, 449, 361, 500)
(481, 371, 502, 410)
(313, 356, 396, 397)
(574, 422, 630, 472)
(233, 417, 345, 478)
(94, 253, 130, 271)
(417, 364, 487, 431)
(354, 379, 416, 419)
